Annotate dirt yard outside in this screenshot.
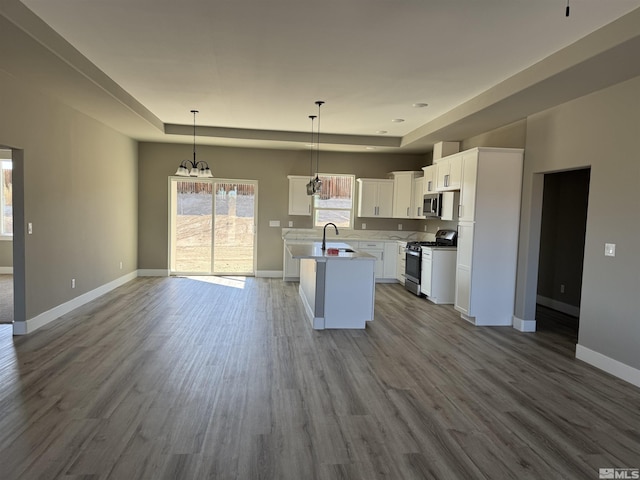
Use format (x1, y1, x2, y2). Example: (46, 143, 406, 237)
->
(174, 191, 255, 274)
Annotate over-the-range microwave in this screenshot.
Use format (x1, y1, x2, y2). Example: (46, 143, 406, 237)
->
(423, 193, 442, 218)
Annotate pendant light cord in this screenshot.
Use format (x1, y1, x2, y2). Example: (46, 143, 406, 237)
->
(315, 101, 324, 180)
(191, 109, 198, 164)
(309, 115, 316, 180)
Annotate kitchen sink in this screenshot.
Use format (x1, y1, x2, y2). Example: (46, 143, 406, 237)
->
(339, 248, 355, 253)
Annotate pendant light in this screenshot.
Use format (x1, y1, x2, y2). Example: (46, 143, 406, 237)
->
(306, 115, 317, 195)
(312, 100, 325, 194)
(175, 109, 213, 178)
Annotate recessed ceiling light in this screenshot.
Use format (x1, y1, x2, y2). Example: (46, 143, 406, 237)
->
(391, 118, 405, 123)
(376, 130, 388, 135)
(412, 103, 429, 108)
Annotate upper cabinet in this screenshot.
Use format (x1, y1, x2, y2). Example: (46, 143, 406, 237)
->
(412, 177, 425, 218)
(390, 171, 422, 219)
(422, 165, 437, 193)
(357, 179, 394, 217)
(288, 175, 312, 216)
(435, 154, 463, 191)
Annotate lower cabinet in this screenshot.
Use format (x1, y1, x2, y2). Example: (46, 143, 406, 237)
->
(396, 241, 407, 283)
(421, 248, 456, 304)
(357, 242, 384, 278)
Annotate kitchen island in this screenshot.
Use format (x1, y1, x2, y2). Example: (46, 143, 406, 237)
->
(287, 242, 376, 329)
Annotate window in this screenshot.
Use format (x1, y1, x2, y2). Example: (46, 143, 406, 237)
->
(313, 174, 355, 229)
(0, 161, 12, 238)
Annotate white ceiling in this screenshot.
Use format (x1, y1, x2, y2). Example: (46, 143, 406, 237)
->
(10, 0, 640, 153)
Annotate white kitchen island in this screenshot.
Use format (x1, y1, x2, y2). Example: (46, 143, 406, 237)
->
(287, 242, 376, 329)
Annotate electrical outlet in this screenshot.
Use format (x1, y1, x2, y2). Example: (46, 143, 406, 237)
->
(288, 221, 293, 227)
(424, 225, 427, 232)
(560, 284, 565, 293)
(398, 224, 403, 231)
(28, 223, 33, 235)
(71, 278, 76, 289)
(362, 223, 367, 230)
(119, 261, 123, 270)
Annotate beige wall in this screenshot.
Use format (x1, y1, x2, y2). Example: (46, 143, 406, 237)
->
(516, 75, 640, 370)
(461, 119, 527, 150)
(0, 70, 138, 321)
(0, 242, 12, 267)
(138, 143, 428, 272)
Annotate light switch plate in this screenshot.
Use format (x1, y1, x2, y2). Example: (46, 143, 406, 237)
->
(604, 243, 616, 257)
(361, 223, 366, 230)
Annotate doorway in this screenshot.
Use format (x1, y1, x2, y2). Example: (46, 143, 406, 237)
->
(536, 168, 590, 340)
(169, 178, 257, 276)
(0, 150, 13, 324)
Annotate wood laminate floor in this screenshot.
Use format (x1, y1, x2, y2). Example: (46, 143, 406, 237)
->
(0, 277, 638, 479)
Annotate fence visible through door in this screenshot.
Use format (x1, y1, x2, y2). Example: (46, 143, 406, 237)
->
(169, 178, 257, 275)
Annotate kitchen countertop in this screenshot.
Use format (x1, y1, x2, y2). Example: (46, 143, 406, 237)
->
(287, 242, 375, 260)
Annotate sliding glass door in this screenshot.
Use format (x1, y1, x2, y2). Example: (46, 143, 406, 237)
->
(169, 178, 257, 275)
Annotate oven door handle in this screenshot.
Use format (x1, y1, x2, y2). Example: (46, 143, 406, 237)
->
(406, 249, 421, 257)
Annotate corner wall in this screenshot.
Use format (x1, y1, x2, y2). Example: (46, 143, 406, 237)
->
(516, 75, 640, 377)
(0, 69, 138, 327)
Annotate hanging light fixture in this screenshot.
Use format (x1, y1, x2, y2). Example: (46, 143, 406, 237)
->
(175, 109, 213, 178)
(306, 115, 317, 195)
(312, 100, 325, 194)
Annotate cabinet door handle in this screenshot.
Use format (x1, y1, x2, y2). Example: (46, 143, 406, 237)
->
(458, 204, 463, 217)
(445, 174, 450, 187)
(406, 207, 409, 216)
(418, 207, 421, 216)
(428, 180, 432, 192)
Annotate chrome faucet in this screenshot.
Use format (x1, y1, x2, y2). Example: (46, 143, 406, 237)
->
(322, 222, 339, 251)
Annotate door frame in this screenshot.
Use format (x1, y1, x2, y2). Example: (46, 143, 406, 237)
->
(168, 176, 258, 276)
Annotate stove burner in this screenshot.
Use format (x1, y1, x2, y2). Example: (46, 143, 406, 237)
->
(406, 241, 437, 251)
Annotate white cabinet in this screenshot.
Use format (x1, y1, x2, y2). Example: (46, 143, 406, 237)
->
(421, 248, 457, 304)
(458, 151, 479, 222)
(440, 191, 460, 222)
(453, 147, 525, 326)
(357, 179, 394, 217)
(357, 241, 384, 278)
(422, 165, 437, 193)
(412, 177, 425, 218)
(396, 241, 407, 283)
(383, 242, 397, 280)
(353, 241, 397, 282)
(283, 240, 311, 280)
(288, 176, 312, 216)
(391, 171, 422, 219)
(435, 155, 463, 191)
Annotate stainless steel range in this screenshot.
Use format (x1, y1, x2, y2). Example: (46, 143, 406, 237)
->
(404, 229, 457, 296)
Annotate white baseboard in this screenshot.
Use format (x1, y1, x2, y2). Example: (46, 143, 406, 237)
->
(576, 344, 640, 389)
(13, 271, 138, 335)
(536, 295, 580, 317)
(137, 269, 169, 277)
(256, 270, 283, 278)
(0, 267, 13, 274)
(512, 315, 537, 332)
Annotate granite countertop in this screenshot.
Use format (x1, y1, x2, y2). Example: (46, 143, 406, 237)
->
(287, 242, 375, 261)
(282, 228, 432, 243)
